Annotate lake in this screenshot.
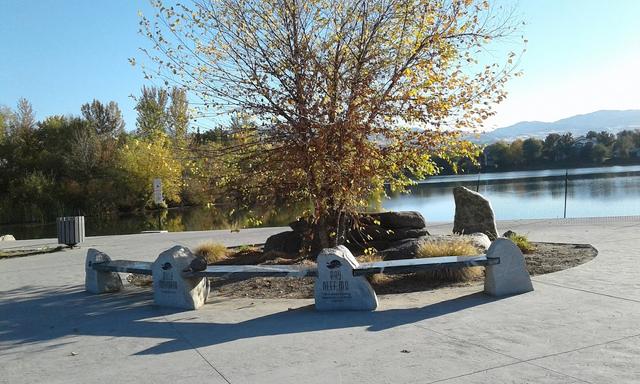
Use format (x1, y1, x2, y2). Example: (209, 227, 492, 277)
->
(3, 165, 640, 239)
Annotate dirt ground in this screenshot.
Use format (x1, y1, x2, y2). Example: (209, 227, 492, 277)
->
(206, 242, 597, 299)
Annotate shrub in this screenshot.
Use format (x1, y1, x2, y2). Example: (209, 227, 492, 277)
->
(194, 241, 229, 263)
(506, 233, 535, 254)
(416, 239, 483, 282)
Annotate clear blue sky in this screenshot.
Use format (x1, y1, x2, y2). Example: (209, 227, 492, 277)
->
(1, 0, 639, 131)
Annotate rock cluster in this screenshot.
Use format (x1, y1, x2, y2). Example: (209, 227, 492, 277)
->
(264, 211, 430, 257)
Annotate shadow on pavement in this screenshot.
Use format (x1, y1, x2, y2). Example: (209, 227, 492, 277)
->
(0, 285, 499, 355)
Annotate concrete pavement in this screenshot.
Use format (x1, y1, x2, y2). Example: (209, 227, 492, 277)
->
(1, 218, 639, 383)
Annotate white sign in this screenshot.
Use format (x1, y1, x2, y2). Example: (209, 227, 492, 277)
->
(153, 178, 163, 204)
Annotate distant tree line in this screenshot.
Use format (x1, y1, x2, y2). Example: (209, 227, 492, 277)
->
(434, 131, 640, 174)
(0, 88, 247, 224)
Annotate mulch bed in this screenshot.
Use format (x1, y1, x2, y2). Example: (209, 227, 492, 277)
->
(205, 242, 597, 299)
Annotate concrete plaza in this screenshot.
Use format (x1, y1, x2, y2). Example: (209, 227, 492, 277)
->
(1, 217, 639, 383)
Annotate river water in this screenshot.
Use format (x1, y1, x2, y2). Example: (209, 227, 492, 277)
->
(3, 165, 640, 239)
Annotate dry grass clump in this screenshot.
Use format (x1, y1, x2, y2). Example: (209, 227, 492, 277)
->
(417, 239, 483, 282)
(506, 233, 536, 254)
(194, 241, 229, 263)
(356, 253, 392, 285)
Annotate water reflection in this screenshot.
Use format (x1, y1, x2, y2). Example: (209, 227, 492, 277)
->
(386, 169, 640, 221)
(4, 166, 640, 239)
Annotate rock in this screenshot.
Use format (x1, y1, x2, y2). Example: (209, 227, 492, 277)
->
(152, 246, 209, 310)
(363, 211, 426, 229)
(484, 238, 534, 296)
(380, 238, 424, 260)
(466, 233, 492, 251)
(289, 219, 310, 234)
(453, 186, 499, 240)
(352, 225, 428, 242)
(85, 249, 123, 293)
(314, 245, 378, 311)
(264, 231, 303, 256)
(183, 256, 208, 272)
(503, 230, 517, 238)
(0, 234, 15, 241)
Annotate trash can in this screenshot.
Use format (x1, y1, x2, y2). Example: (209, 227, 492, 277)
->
(57, 216, 85, 247)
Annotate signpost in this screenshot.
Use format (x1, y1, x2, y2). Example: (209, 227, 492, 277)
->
(153, 178, 163, 230)
(153, 178, 163, 205)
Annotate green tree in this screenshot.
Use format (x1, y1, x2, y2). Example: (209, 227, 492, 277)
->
(522, 137, 543, 165)
(81, 100, 126, 137)
(167, 87, 190, 148)
(117, 133, 183, 208)
(591, 143, 609, 164)
(135, 86, 169, 137)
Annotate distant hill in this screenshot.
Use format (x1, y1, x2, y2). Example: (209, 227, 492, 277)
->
(477, 110, 640, 143)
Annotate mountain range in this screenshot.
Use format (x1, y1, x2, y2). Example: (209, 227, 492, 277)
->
(476, 109, 640, 143)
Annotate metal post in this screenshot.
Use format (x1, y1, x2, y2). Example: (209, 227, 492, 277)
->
(476, 172, 481, 192)
(563, 169, 568, 218)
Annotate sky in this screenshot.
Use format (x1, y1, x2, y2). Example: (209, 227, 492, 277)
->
(1, 0, 639, 132)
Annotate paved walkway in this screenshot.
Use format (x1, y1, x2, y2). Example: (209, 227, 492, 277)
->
(1, 218, 639, 383)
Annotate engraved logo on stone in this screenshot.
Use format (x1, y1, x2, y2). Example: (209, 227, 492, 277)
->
(159, 263, 178, 292)
(321, 258, 351, 302)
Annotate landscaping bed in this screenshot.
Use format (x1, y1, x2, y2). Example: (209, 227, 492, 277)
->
(203, 241, 597, 299)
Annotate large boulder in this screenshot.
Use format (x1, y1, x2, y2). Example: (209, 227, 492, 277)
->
(353, 225, 428, 243)
(264, 231, 303, 256)
(453, 186, 498, 240)
(380, 238, 425, 260)
(362, 211, 426, 229)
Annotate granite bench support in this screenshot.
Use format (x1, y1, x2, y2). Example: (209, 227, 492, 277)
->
(86, 238, 533, 311)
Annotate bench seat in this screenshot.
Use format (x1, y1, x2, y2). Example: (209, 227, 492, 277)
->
(353, 255, 499, 276)
(92, 260, 154, 275)
(184, 265, 318, 278)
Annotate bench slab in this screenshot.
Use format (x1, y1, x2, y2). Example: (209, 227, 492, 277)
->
(353, 255, 499, 276)
(185, 265, 318, 278)
(92, 260, 154, 275)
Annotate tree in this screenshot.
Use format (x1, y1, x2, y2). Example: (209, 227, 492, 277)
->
(596, 131, 615, 147)
(522, 137, 542, 165)
(0, 105, 15, 142)
(117, 132, 183, 208)
(167, 87, 190, 148)
(591, 143, 609, 164)
(14, 98, 36, 136)
(81, 100, 126, 137)
(135, 86, 169, 137)
(543, 133, 561, 161)
(140, 0, 521, 252)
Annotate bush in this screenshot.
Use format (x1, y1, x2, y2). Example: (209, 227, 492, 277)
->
(506, 233, 535, 254)
(194, 241, 229, 263)
(416, 239, 483, 282)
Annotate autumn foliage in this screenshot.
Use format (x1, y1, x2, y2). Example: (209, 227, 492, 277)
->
(140, 0, 521, 252)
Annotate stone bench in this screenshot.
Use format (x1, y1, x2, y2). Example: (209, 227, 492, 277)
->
(85, 238, 533, 311)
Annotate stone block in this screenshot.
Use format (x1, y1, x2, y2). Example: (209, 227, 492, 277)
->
(453, 186, 499, 240)
(484, 238, 534, 296)
(85, 249, 123, 293)
(314, 246, 378, 311)
(152, 246, 210, 310)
